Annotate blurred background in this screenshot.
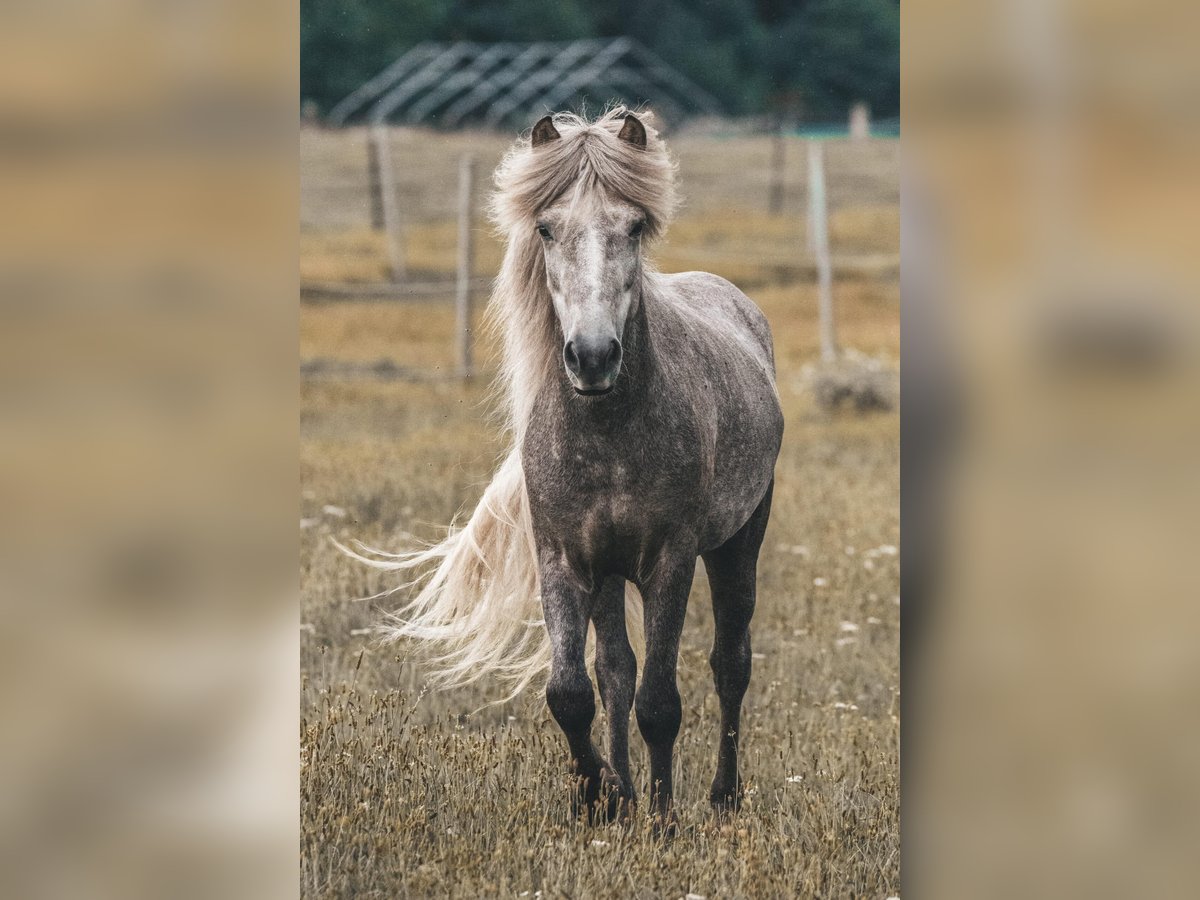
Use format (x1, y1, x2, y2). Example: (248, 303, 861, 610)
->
(905, 1, 1200, 897)
(3, 0, 1199, 897)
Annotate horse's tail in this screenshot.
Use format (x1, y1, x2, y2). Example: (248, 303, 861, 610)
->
(340, 450, 642, 700)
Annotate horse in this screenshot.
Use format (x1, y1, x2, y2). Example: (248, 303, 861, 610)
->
(352, 108, 783, 826)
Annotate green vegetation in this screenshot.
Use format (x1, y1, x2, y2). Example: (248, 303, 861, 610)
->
(300, 0, 899, 122)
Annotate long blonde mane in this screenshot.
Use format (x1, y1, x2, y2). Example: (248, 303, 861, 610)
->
(347, 108, 677, 699)
(487, 106, 679, 446)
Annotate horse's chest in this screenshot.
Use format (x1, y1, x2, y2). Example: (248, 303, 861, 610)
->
(524, 425, 704, 572)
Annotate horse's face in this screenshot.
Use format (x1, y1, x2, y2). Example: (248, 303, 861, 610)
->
(535, 192, 645, 396)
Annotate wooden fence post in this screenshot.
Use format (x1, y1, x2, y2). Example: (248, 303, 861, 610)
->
(366, 132, 384, 230)
(371, 125, 406, 282)
(456, 154, 476, 378)
(807, 140, 838, 363)
(769, 116, 787, 216)
(849, 102, 871, 141)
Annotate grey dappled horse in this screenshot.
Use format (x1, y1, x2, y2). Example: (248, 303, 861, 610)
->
(354, 108, 783, 826)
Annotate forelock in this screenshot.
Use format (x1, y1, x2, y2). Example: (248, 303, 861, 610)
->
(489, 107, 678, 240)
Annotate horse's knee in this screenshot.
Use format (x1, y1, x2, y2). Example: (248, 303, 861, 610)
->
(597, 642, 636, 698)
(709, 636, 752, 699)
(546, 668, 595, 735)
(635, 679, 681, 746)
(608, 641, 637, 678)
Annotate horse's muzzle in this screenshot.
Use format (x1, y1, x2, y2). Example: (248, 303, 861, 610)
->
(564, 336, 621, 394)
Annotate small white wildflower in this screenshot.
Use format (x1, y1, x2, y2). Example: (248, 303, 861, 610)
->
(813, 577, 828, 587)
(867, 616, 881, 625)
(685, 894, 707, 900)
(792, 627, 808, 636)
(878, 544, 898, 556)
(832, 702, 859, 711)
(863, 558, 876, 571)
(591, 840, 608, 848)
(835, 637, 858, 648)
(322, 504, 347, 518)
(839, 621, 860, 632)
(786, 775, 804, 783)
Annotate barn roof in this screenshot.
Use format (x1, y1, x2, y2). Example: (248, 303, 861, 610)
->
(327, 38, 722, 129)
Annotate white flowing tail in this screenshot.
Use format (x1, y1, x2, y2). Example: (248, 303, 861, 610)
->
(340, 450, 641, 700)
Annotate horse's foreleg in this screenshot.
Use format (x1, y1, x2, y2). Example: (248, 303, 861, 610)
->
(592, 576, 636, 819)
(541, 565, 608, 819)
(701, 480, 773, 813)
(635, 556, 696, 830)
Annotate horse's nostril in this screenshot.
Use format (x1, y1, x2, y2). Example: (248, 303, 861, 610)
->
(606, 339, 622, 369)
(564, 341, 580, 373)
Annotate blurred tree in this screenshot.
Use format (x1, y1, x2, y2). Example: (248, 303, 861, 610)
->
(593, 0, 768, 113)
(300, 0, 453, 113)
(767, 0, 899, 120)
(441, 0, 596, 41)
(300, 0, 899, 123)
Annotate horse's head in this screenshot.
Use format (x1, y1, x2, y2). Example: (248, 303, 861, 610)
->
(530, 113, 649, 396)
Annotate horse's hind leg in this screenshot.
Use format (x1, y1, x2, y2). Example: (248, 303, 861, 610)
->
(591, 576, 636, 819)
(541, 564, 612, 820)
(701, 480, 774, 812)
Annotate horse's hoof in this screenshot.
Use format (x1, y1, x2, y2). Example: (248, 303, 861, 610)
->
(709, 776, 743, 815)
(709, 791, 742, 815)
(650, 809, 679, 840)
(572, 769, 632, 824)
(591, 769, 633, 824)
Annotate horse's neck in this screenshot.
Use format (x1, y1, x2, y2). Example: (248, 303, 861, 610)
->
(618, 281, 657, 390)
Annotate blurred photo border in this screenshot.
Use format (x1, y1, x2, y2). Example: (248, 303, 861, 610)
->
(3, 0, 1199, 897)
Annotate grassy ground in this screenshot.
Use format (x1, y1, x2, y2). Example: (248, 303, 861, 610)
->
(301, 127, 899, 898)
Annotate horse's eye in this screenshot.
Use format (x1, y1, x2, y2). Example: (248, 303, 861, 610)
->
(629, 221, 645, 239)
(537, 224, 552, 240)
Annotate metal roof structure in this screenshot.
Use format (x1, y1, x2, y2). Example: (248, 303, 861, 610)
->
(328, 38, 722, 129)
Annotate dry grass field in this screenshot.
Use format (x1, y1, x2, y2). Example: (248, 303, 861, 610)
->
(301, 126, 899, 898)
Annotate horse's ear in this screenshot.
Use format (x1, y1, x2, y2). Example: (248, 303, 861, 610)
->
(617, 113, 647, 149)
(531, 115, 561, 148)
